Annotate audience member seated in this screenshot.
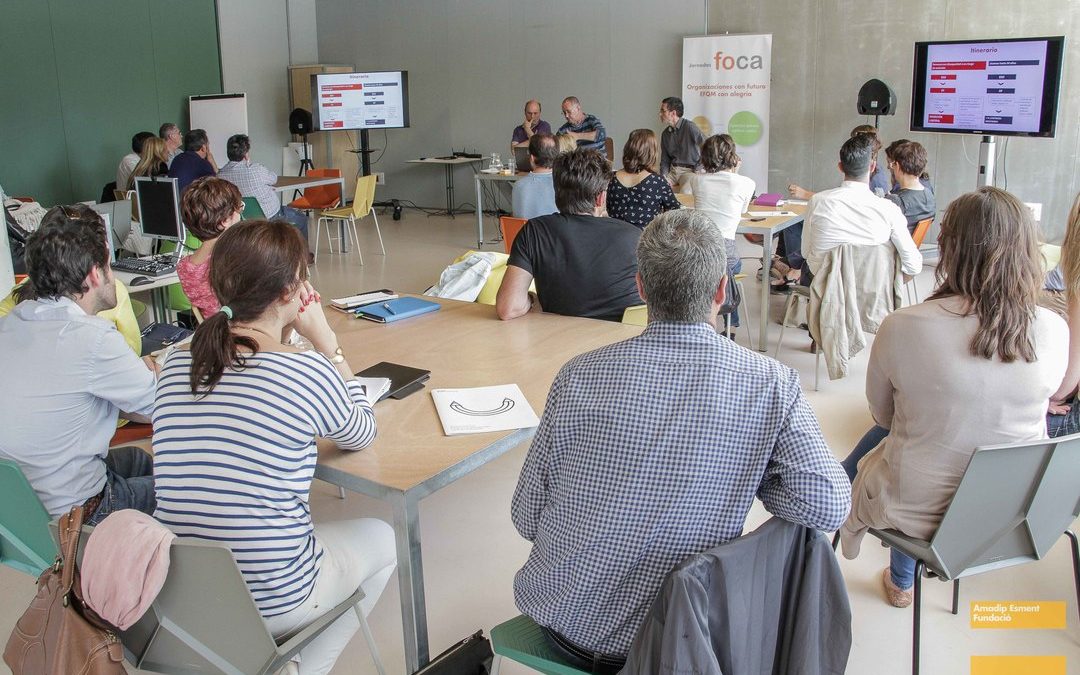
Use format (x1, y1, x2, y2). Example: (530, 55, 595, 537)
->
(883, 140, 935, 231)
(496, 148, 642, 322)
(117, 131, 154, 192)
(127, 136, 170, 191)
(787, 124, 890, 200)
(606, 129, 680, 229)
(217, 133, 311, 259)
(884, 138, 934, 192)
(557, 96, 606, 152)
(512, 99, 552, 148)
(1046, 192, 1080, 436)
(153, 219, 396, 675)
(159, 122, 183, 167)
(177, 176, 244, 317)
(658, 96, 705, 191)
(802, 134, 921, 285)
(512, 209, 851, 670)
(0, 205, 158, 524)
(168, 128, 217, 194)
(839, 187, 1067, 607)
(511, 133, 558, 220)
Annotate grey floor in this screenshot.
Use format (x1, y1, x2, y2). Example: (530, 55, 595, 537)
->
(2, 206, 1077, 674)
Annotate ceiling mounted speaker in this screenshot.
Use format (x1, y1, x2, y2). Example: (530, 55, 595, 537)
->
(857, 79, 897, 116)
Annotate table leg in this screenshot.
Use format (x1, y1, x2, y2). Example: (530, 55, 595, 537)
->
(475, 176, 485, 249)
(391, 492, 429, 673)
(758, 229, 771, 352)
(446, 165, 455, 218)
(338, 177, 351, 253)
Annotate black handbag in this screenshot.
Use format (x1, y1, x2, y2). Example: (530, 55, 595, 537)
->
(414, 631, 493, 675)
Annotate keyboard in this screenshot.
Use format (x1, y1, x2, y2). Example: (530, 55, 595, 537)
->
(111, 254, 177, 276)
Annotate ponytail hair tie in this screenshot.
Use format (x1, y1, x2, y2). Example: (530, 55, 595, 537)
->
(220, 306, 233, 319)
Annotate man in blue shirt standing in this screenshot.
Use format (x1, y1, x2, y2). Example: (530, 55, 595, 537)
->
(558, 96, 606, 152)
(168, 128, 217, 194)
(511, 209, 851, 672)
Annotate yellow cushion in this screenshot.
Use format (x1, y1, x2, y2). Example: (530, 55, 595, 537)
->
(0, 279, 141, 354)
(452, 250, 511, 306)
(321, 206, 354, 219)
(621, 304, 648, 326)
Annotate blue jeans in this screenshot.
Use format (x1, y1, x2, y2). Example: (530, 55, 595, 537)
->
(842, 425, 917, 590)
(87, 446, 156, 526)
(273, 205, 311, 247)
(1047, 396, 1080, 437)
(724, 237, 743, 327)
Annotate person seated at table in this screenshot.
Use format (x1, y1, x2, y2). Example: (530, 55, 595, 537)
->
(168, 128, 217, 194)
(512, 209, 850, 670)
(496, 148, 642, 322)
(557, 97, 606, 152)
(117, 131, 155, 192)
(606, 129, 680, 229)
(126, 136, 171, 191)
(153, 219, 396, 675)
(177, 176, 244, 318)
(1045, 192, 1080, 437)
(512, 99, 553, 148)
(511, 133, 559, 220)
(0, 204, 158, 525)
(839, 187, 1067, 608)
(883, 140, 935, 232)
(787, 124, 890, 200)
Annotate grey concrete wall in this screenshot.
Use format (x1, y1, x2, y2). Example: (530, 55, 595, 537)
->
(709, 0, 1079, 241)
(314, 0, 708, 210)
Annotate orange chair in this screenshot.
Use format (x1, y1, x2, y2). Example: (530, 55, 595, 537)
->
(906, 217, 934, 304)
(288, 168, 342, 215)
(499, 216, 528, 254)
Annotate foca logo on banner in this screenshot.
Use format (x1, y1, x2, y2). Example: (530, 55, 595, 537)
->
(713, 51, 764, 71)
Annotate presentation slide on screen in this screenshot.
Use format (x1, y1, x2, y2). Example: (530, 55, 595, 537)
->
(922, 40, 1048, 133)
(315, 72, 406, 130)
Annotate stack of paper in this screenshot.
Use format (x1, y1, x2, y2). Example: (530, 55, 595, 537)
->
(431, 384, 540, 436)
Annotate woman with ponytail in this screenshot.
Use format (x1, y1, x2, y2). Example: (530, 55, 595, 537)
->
(152, 220, 396, 675)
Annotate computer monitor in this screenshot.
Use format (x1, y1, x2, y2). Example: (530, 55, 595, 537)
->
(134, 176, 184, 242)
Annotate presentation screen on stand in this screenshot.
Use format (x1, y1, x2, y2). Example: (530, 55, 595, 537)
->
(910, 36, 1064, 137)
(311, 71, 410, 131)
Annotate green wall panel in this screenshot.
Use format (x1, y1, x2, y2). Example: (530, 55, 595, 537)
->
(0, 0, 222, 205)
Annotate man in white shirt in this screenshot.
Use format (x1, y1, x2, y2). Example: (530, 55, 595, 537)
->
(511, 133, 558, 220)
(803, 134, 922, 283)
(116, 131, 154, 191)
(0, 205, 158, 524)
(160, 122, 183, 167)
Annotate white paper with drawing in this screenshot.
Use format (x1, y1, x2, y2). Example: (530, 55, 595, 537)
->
(431, 384, 540, 436)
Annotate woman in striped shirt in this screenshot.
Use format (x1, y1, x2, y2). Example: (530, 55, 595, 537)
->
(153, 220, 396, 675)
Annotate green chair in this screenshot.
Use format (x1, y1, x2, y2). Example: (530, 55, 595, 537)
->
(0, 459, 58, 576)
(242, 197, 266, 220)
(490, 615, 590, 675)
(159, 232, 202, 313)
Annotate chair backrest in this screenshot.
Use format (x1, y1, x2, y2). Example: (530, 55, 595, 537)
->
(300, 168, 342, 209)
(621, 304, 648, 326)
(499, 216, 528, 254)
(928, 434, 1080, 579)
(675, 192, 694, 208)
(0, 459, 58, 576)
(911, 217, 933, 248)
(122, 537, 281, 674)
(241, 196, 266, 220)
(604, 137, 614, 162)
(351, 175, 378, 218)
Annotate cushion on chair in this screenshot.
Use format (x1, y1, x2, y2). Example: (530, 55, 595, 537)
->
(490, 615, 591, 675)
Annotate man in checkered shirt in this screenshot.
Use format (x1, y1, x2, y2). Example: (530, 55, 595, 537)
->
(511, 209, 851, 672)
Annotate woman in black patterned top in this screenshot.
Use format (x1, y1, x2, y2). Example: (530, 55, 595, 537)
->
(606, 129, 681, 229)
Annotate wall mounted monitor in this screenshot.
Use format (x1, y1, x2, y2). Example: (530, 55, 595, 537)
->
(134, 177, 183, 242)
(311, 71, 410, 131)
(910, 36, 1064, 137)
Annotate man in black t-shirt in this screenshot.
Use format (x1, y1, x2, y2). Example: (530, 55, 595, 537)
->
(496, 148, 642, 322)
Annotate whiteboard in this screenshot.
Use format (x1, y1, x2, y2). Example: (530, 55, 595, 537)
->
(189, 93, 248, 165)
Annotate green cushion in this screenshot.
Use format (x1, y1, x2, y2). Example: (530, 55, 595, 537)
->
(0, 459, 57, 576)
(490, 615, 591, 675)
(242, 197, 266, 220)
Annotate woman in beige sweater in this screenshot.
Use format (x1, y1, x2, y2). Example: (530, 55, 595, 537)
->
(839, 186, 1068, 608)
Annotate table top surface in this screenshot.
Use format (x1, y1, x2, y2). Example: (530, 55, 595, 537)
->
(408, 157, 484, 165)
(317, 297, 641, 492)
(475, 171, 526, 182)
(113, 268, 179, 291)
(273, 175, 344, 191)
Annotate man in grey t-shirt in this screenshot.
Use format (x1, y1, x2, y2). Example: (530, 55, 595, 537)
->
(512, 133, 558, 220)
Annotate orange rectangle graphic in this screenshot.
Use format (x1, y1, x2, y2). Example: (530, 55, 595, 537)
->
(971, 655, 1065, 675)
(970, 601, 1066, 629)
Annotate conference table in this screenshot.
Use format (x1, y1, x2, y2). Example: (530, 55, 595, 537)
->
(113, 268, 180, 324)
(407, 156, 484, 217)
(315, 297, 640, 672)
(274, 174, 350, 251)
(473, 171, 523, 248)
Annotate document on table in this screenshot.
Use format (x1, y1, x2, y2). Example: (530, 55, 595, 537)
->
(746, 210, 798, 218)
(431, 384, 540, 436)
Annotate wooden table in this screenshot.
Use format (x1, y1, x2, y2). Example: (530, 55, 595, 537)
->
(315, 298, 640, 672)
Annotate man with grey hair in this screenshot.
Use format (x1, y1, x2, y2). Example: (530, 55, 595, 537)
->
(511, 209, 851, 670)
(159, 122, 183, 166)
(557, 96, 606, 152)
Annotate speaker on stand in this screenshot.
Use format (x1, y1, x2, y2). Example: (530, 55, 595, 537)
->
(856, 78, 897, 129)
(288, 108, 315, 176)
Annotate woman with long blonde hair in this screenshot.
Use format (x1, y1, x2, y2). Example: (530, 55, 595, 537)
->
(1046, 192, 1080, 435)
(839, 187, 1067, 608)
(126, 136, 169, 190)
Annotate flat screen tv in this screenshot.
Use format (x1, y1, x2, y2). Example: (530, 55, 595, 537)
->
(311, 71, 410, 131)
(910, 36, 1064, 137)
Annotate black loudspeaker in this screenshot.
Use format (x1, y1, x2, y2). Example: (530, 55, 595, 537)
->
(289, 108, 313, 135)
(856, 79, 896, 116)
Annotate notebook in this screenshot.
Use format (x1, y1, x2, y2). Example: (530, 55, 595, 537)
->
(355, 362, 432, 400)
(355, 297, 441, 323)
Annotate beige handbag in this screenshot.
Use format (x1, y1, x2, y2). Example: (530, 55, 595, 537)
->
(3, 506, 124, 675)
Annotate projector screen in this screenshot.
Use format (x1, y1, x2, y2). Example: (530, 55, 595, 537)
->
(910, 37, 1064, 138)
(311, 71, 410, 131)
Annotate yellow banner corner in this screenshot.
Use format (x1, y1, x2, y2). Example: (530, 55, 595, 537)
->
(971, 655, 1066, 675)
(970, 601, 1067, 629)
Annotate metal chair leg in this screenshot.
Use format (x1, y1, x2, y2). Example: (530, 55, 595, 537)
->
(912, 560, 925, 675)
(371, 211, 386, 254)
(1067, 530, 1080, 625)
(951, 579, 960, 615)
(338, 486, 346, 500)
(350, 216, 364, 265)
(814, 350, 821, 391)
(775, 292, 797, 358)
(314, 217, 323, 264)
(490, 654, 503, 675)
(355, 604, 387, 675)
(831, 531, 840, 551)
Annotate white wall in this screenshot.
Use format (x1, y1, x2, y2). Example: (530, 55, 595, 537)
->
(314, 0, 708, 209)
(217, 0, 320, 173)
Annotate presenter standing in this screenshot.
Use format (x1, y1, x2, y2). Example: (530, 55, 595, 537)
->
(658, 97, 705, 192)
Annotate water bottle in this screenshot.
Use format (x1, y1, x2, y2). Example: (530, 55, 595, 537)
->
(490, 153, 502, 172)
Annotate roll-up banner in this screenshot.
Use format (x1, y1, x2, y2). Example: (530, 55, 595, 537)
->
(682, 34, 773, 192)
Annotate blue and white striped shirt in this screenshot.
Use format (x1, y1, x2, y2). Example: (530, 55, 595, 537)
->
(512, 321, 851, 655)
(153, 349, 376, 618)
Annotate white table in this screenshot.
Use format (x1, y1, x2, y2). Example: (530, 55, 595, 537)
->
(274, 174, 350, 251)
(113, 268, 180, 324)
(734, 206, 807, 351)
(406, 157, 483, 217)
(473, 171, 524, 248)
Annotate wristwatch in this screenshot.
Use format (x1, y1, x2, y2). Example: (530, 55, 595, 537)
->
(326, 347, 345, 364)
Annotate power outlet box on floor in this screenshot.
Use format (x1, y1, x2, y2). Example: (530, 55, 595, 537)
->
(374, 172, 386, 185)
